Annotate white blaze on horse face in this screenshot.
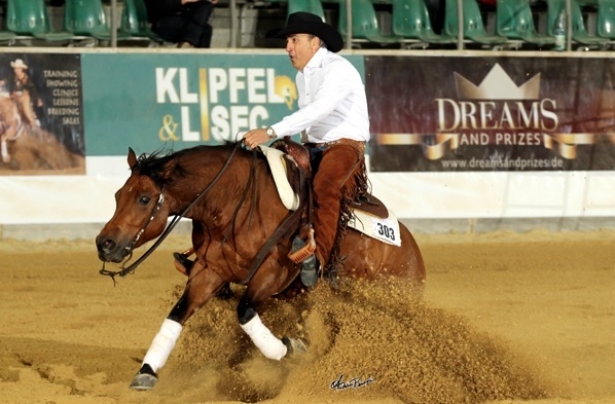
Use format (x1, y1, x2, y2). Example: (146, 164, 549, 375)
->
(142, 319, 183, 373)
(240, 314, 288, 360)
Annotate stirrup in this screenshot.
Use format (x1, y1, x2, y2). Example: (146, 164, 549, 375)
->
(288, 227, 316, 264)
(173, 252, 194, 276)
(300, 255, 319, 287)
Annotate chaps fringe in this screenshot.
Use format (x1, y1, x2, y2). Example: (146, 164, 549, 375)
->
(325, 157, 369, 278)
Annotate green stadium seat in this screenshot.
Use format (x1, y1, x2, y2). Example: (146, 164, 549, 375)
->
(546, 0, 609, 46)
(596, 0, 615, 40)
(0, 31, 17, 43)
(64, 0, 130, 40)
(496, 0, 556, 45)
(337, 0, 403, 45)
(287, 0, 326, 20)
(119, 0, 164, 42)
(6, 0, 74, 41)
(443, 0, 508, 45)
(391, 0, 457, 44)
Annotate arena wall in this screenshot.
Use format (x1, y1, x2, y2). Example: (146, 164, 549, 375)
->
(1, 48, 615, 240)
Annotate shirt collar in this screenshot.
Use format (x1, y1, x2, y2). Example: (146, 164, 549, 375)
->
(303, 47, 328, 76)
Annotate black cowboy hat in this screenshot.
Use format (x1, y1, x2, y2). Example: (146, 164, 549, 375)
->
(267, 12, 344, 53)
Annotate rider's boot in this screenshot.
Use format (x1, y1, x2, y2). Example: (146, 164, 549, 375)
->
(288, 226, 319, 287)
(300, 253, 320, 287)
(173, 248, 195, 276)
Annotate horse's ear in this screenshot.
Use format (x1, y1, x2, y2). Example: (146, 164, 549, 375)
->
(127, 147, 138, 169)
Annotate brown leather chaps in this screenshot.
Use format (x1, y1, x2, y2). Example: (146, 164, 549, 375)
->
(310, 139, 367, 272)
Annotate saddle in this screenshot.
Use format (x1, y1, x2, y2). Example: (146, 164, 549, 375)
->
(267, 138, 315, 263)
(352, 194, 389, 219)
(269, 137, 312, 192)
(268, 137, 389, 217)
(262, 138, 399, 265)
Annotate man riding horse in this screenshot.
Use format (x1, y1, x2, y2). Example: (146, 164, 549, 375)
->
(8, 59, 42, 129)
(176, 12, 370, 287)
(96, 12, 425, 391)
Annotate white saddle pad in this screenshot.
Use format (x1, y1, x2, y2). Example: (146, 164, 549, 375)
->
(258, 145, 300, 211)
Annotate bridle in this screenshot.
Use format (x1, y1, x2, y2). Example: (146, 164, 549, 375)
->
(129, 192, 165, 251)
(99, 142, 244, 284)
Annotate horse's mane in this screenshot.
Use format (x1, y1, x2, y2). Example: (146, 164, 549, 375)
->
(133, 141, 242, 188)
(133, 140, 264, 247)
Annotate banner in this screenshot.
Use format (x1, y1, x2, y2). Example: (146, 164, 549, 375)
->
(4, 51, 615, 226)
(0, 53, 84, 175)
(81, 53, 365, 156)
(366, 56, 615, 172)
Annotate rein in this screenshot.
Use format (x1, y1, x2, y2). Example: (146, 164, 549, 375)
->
(99, 142, 244, 283)
(239, 159, 309, 285)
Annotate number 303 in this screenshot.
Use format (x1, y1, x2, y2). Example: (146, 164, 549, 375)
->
(377, 223, 395, 241)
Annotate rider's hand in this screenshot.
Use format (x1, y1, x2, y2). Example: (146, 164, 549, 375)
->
(243, 129, 270, 150)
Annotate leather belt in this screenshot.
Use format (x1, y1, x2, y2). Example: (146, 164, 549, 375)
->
(305, 139, 366, 153)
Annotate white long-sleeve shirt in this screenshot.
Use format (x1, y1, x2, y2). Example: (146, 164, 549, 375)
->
(270, 48, 370, 143)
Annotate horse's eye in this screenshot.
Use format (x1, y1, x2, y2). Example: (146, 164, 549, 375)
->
(139, 196, 151, 205)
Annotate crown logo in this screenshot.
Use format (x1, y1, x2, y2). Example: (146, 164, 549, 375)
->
(454, 63, 540, 100)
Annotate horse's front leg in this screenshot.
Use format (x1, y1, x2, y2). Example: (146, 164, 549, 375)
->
(129, 265, 225, 391)
(1, 138, 9, 163)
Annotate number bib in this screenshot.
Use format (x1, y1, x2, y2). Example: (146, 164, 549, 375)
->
(347, 209, 402, 247)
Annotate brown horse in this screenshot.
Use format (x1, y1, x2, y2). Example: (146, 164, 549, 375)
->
(0, 90, 24, 163)
(96, 143, 425, 390)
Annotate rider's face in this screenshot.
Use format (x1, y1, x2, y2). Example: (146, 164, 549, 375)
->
(285, 34, 320, 72)
(13, 68, 26, 79)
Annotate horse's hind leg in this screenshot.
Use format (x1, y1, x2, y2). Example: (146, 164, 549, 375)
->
(130, 266, 225, 391)
(237, 280, 307, 360)
(236, 294, 288, 360)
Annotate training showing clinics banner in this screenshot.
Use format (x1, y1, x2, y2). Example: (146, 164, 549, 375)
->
(0, 53, 84, 175)
(366, 56, 615, 172)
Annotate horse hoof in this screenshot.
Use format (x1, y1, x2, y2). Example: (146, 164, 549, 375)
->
(283, 337, 308, 357)
(129, 372, 158, 391)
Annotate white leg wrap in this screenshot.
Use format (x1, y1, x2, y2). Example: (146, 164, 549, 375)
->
(240, 314, 288, 360)
(142, 319, 183, 373)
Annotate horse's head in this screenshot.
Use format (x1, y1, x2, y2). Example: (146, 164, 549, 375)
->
(96, 148, 171, 263)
